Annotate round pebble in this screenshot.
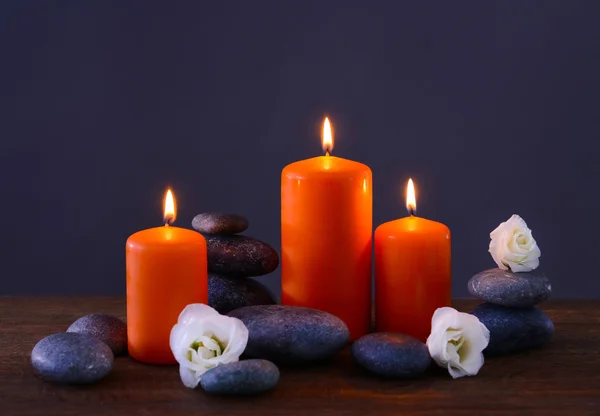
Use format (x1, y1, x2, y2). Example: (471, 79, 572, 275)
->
(31, 333, 114, 384)
(204, 235, 279, 278)
(471, 303, 555, 356)
(351, 333, 431, 378)
(192, 213, 248, 235)
(228, 305, 349, 364)
(468, 268, 551, 308)
(200, 359, 279, 395)
(209, 274, 276, 314)
(67, 314, 127, 355)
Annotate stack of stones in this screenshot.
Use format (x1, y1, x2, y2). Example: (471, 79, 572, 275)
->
(192, 213, 278, 314)
(468, 268, 554, 355)
(31, 314, 127, 384)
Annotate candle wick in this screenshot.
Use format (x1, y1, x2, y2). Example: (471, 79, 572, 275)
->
(325, 150, 330, 157)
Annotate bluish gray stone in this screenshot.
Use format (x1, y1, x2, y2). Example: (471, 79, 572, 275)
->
(209, 274, 276, 314)
(471, 303, 554, 356)
(192, 213, 248, 235)
(468, 268, 551, 307)
(228, 305, 349, 364)
(200, 359, 279, 395)
(204, 235, 279, 278)
(31, 333, 114, 384)
(67, 314, 127, 355)
(351, 333, 431, 378)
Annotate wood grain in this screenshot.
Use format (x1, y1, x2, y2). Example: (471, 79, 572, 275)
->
(1, 298, 599, 416)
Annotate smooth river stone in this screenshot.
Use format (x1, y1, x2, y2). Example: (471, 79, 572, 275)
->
(228, 305, 349, 364)
(67, 314, 128, 355)
(204, 235, 279, 278)
(209, 274, 276, 314)
(351, 333, 431, 378)
(31, 333, 114, 384)
(468, 268, 551, 307)
(200, 359, 280, 395)
(471, 303, 554, 356)
(192, 213, 248, 235)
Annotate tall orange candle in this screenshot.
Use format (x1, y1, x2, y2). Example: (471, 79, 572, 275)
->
(375, 179, 451, 342)
(281, 117, 372, 340)
(126, 189, 208, 364)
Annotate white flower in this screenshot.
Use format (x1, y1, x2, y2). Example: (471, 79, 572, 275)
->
(169, 304, 249, 388)
(489, 214, 541, 272)
(426, 307, 490, 379)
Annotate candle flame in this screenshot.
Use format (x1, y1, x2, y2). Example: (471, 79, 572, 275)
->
(164, 189, 176, 225)
(322, 117, 333, 155)
(406, 178, 416, 215)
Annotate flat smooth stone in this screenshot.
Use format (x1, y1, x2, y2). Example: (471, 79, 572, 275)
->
(31, 333, 114, 384)
(200, 359, 279, 395)
(67, 314, 127, 355)
(204, 235, 279, 278)
(192, 213, 248, 235)
(471, 303, 554, 356)
(351, 333, 431, 378)
(209, 274, 276, 314)
(468, 268, 551, 307)
(228, 305, 349, 364)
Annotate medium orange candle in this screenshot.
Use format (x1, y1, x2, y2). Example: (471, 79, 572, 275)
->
(281, 117, 372, 340)
(375, 179, 451, 342)
(126, 189, 208, 364)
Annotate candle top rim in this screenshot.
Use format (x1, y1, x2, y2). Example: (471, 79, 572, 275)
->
(376, 215, 450, 234)
(127, 226, 205, 246)
(283, 155, 371, 176)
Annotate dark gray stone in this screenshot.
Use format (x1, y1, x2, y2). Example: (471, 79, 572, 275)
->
(351, 333, 431, 378)
(204, 235, 279, 278)
(228, 305, 349, 364)
(67, 314, 127, 355)
(200, 359, 279, 395)
(192, 213, 248, 235)
(209, 274, 276, 314)
(31, 333, 114, 384)
(471, 303, 554, 356)
(468, 268, 551, 307)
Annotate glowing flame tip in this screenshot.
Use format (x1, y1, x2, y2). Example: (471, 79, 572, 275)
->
(322, 117, 333, 154)
(164, 188, 176, 225)
(406, 179, 416, 215)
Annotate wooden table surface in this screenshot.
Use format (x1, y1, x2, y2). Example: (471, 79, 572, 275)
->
(1, 298, 599, 416)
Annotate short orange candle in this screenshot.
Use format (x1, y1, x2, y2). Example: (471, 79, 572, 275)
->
(126, 189, 208, 364)
(281, 117, 372, 340)
(375, 179, 451, 342)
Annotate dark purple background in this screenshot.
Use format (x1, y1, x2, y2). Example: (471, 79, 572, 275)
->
(2, 1, 598, 297)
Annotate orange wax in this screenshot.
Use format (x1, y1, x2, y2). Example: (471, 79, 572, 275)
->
(375, 216, 451, 342)
(126, 226, 207, 364)
(281, 155, 372, 340)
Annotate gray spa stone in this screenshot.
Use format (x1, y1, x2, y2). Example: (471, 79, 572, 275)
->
(471, 303, 554, 356)
(192, 213, 249, 235)
(351, 333, 431, 378)
(31, 333, 114, 384)
(67, 314, 128, 355)
(209, 274, 276, 314)
(203, 235, 279, 278)
(468, 268, 551, 307)
(228, 305, 349, 364)
(200, 359, 279, 395)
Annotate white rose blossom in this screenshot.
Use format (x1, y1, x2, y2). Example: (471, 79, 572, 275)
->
(489, 214, 541, 272)
(169, 304, 249, 388)
(426, 307, 490, 379)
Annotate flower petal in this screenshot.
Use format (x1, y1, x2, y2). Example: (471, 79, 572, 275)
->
(177, 304, 219, 325)
(179, 365, 201, 389)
